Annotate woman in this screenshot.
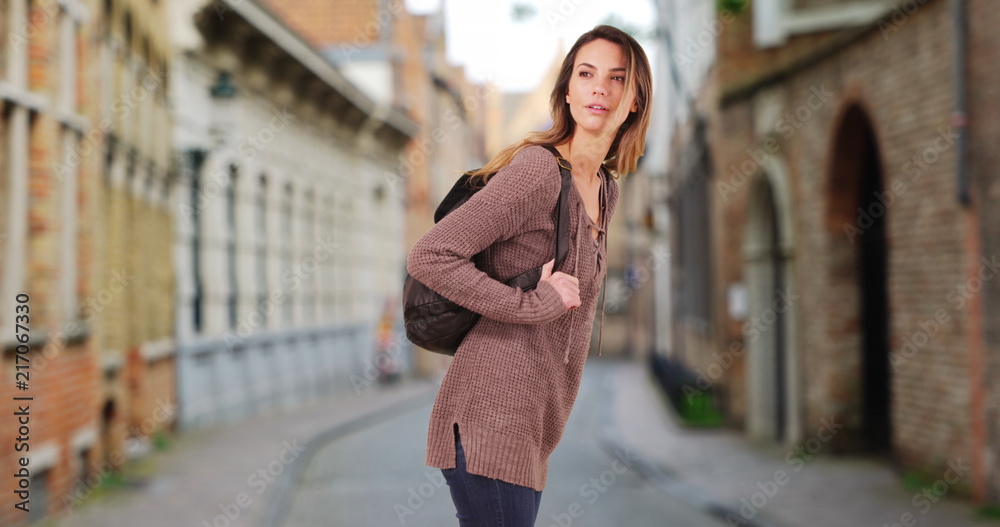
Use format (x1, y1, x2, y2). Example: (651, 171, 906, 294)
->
(406, 25, 652, 526)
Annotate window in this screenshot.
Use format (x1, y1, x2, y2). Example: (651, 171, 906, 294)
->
(0, 101, 31, 335)
(753, 0, 784, 48)
(58, 7, 82, 322)
(302, 190, 315, 325)
(0, 0, 8, 78)
(226, 165, 238, 329)
(10, 0, 30, 87)
(321, 194, 335, 322)
(282, 183, 294, 325)
(675, 131, 714, 332)
(0, 109, 8, 304)
(59, 127, 79, 321)
(76, 448, 91, 492)
(256, 175, 268, 328)
(189, 150, 205, 333)
(123, 10, 132, 52)
(58, 10, 78, 113)
(103, 0, 113, 36)
(27, 469, 50, 523)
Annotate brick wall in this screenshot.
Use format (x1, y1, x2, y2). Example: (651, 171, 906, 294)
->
(263, 0, 382, 47)
(709, 0, 985, 494)
(0, 0, 176, 523)
(715, 6, 846, 99)
(1, 1, 101, 524)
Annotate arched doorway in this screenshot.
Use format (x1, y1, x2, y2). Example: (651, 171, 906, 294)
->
(828, 105, 891, 454)
(101, 399, 118, 466)
(744, 157, 800, 444)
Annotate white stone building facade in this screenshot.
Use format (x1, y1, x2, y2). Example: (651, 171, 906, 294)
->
(167, 0, 416, 429)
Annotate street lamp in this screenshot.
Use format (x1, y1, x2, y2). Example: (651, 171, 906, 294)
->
(209, 71, 238, 148)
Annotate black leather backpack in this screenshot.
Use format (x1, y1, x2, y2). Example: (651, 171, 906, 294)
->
(402, 145, 573, 355)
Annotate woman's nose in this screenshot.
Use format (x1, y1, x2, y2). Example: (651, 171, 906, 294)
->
(592, 78, 607, 95)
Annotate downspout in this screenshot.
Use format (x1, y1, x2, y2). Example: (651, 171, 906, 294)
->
(952, 0, 986, 504)
(951, 0, 969, 206)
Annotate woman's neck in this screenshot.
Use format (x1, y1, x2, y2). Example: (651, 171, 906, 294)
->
(557, 130, 614, 182)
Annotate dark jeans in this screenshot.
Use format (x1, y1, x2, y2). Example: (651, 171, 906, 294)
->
(441, 425, 543, 526)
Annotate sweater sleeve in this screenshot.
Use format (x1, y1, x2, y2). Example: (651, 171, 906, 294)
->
(406, 146, 569, 325)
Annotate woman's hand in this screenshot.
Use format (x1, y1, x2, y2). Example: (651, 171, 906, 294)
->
(540, 259, 581, 310)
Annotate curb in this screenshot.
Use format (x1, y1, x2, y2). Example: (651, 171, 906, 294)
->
(256, 381, 439, 527)
(594, 364, 785, 527)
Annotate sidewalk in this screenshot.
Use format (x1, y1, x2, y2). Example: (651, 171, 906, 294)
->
(610, 361, 996, 527)
(53, 377, 439, 527)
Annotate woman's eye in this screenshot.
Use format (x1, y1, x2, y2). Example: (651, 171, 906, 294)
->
(579, 71, 591, 77)
(613, 76, 624, 82)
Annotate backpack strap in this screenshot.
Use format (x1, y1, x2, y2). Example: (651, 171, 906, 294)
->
(541, 145, 573, 272)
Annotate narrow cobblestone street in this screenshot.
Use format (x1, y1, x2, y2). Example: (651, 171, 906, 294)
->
(45, 359, 997, 527)
(282, 361, 728, 527)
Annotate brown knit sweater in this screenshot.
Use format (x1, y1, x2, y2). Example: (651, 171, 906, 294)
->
(406, 144, 619, 491)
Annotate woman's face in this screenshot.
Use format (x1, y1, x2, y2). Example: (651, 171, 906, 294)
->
(565, 38, 638, 141)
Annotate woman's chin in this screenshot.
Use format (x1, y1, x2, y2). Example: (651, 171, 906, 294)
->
(581, 124, 619, 141)
(571, 119, 613, 137)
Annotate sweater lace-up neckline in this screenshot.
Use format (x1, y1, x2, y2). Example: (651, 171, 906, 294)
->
(562, 164, 608, 365)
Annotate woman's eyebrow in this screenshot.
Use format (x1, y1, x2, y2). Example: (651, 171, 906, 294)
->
(577, 62, 626, 72)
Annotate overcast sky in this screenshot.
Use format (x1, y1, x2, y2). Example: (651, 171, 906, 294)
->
(405, 0, 658, 93)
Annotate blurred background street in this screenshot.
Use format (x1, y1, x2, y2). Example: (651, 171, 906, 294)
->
(1, 0, 999, 526)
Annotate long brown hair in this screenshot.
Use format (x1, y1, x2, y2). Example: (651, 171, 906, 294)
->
(469, 25, 652, 186)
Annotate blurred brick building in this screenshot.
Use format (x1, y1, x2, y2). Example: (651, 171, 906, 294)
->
(669, 0, 999, 503)
(0, 0, 175, 524)
(94, 0, 176, 484)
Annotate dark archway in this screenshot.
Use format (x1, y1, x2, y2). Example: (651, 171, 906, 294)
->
(764, 181, 788, 442)
(829, 105, 892, 454)
(101, 399, 117, 464)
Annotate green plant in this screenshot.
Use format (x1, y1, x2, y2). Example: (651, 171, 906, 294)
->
(680, 391, 724, 427)
(901, 470, 935, 491)
(975, 506, 1000, 521)
(718, 0, 748, 15)
(152, 430, 171, 451)
(788, 448, 812, 465)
